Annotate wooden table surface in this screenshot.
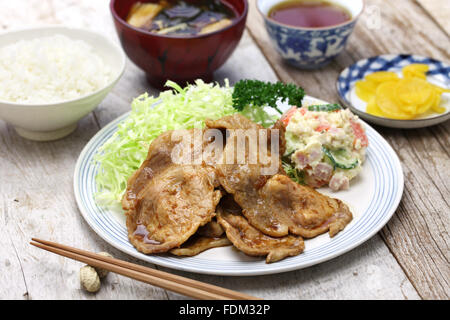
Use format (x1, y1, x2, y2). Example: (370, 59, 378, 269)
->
(0, 0, 448, 300)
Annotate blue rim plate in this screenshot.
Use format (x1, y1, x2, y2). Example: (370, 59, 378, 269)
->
(74, 96, 404, 276)
(337, 54, 450, 129)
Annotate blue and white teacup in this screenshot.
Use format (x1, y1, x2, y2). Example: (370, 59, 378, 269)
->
(257, 0, 364, 69)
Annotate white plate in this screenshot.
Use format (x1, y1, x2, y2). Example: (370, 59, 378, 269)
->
(337, 54, 450, 129)
(74, 96, 404, 276)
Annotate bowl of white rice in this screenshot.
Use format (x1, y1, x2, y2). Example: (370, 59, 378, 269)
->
(0, 26, 125, 141)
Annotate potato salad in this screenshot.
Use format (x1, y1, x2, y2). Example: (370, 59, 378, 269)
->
(282, 104, 368, 191)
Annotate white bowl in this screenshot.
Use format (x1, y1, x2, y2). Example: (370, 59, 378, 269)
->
(0, 26, 125, 141)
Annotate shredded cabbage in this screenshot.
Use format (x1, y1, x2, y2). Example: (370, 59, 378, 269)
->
(94, 79, 274, 206)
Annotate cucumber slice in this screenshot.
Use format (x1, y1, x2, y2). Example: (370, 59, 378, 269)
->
(322, 147, 358, 170)
(308, 103, 343, 112)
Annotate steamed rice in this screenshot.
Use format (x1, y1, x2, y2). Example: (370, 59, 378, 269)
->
(0, 34, 112, 104)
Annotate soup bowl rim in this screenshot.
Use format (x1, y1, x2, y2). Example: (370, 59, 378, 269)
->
(256, 0, 365, 31)
(110, 0, 249, 39)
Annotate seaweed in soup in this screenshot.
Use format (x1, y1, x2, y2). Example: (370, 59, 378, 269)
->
(164, 2, 201, 19)
(127, 0, 236, 36)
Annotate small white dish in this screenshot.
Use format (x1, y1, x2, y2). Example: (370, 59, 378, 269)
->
(74, 96, 404, 276)
(337, 54, 450, 129)
(0, 26, 125, 141)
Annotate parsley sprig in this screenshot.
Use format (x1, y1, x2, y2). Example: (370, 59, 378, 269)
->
(232, 80, 305, 115)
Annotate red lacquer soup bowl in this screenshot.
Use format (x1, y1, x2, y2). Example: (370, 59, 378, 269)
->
(110, 0, 248, 88)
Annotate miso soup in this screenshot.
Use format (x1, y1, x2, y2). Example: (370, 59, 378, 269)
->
(127, 0, 236, 36)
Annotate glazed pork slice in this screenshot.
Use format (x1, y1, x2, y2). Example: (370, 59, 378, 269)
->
(170, 219, 232, 256)
(197, 219, 226, 238)
(216, 195, 304, 263)
(205, 113, 262, 130)
(123, 130, 177, 212)
(205, 114, 285, 155)
(252, 174, 353, 238)
(170, 235, 231, 257)
(127, 165, 222, 254)
(123, 129, 220, 211)
(207, 114, 353, 238)
(123, 129, 222, 254)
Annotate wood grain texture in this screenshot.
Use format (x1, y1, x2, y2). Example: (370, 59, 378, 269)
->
(0, 116, 168, 300)
(416, 0, 450, 36)
(246, 0, 450, 299)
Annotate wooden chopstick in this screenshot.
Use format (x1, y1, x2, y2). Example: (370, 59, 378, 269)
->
(31, 238, 259, 300)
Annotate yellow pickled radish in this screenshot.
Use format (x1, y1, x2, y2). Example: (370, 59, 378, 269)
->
(402, 64, 429, 79)
(375, 82, 416, 120)
(355, 80, 377, 102)
(414, 89, 437, 114)
(431, 93, 445, 113)
(405, 64, 429, 73)
(432, 84, 450, 93)
(362, 64, 448, 119)
(431, 104, 446, 114)
(395, 78, 433, 105)
(399, 103, 417, 114)
(366, 97, 384, 116)
(365, 71, 399, 83)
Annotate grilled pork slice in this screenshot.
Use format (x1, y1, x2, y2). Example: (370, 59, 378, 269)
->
(123, 130, 221, 254)
(170, 219, 231, 256)
(252, 174, 353, 238)
(216, 195, 304, 263)
(197, 219, 226, 238)
(170, 236, 231, 257)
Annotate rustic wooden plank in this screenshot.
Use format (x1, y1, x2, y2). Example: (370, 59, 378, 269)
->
(0, 116, 169, 300)
(246, 0, 450, 299)
(0, 199, 29, 299)
(416, 0, 450, 36)
(379, 125, 450, 299)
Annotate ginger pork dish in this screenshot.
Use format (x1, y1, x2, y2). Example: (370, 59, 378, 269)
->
(121, 114, 352, 263)
(95, 80, 366, 263)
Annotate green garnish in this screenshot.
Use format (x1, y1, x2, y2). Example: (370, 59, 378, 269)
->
(232, 80, 305, 115)
(308, 103, 343, 112)
(282, 152, 306, 185)
(282, 161, 306, 185)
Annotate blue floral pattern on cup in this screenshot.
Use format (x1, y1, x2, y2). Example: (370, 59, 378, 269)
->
(257, 0, 363, 69)
(264, 20, 357, 69)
